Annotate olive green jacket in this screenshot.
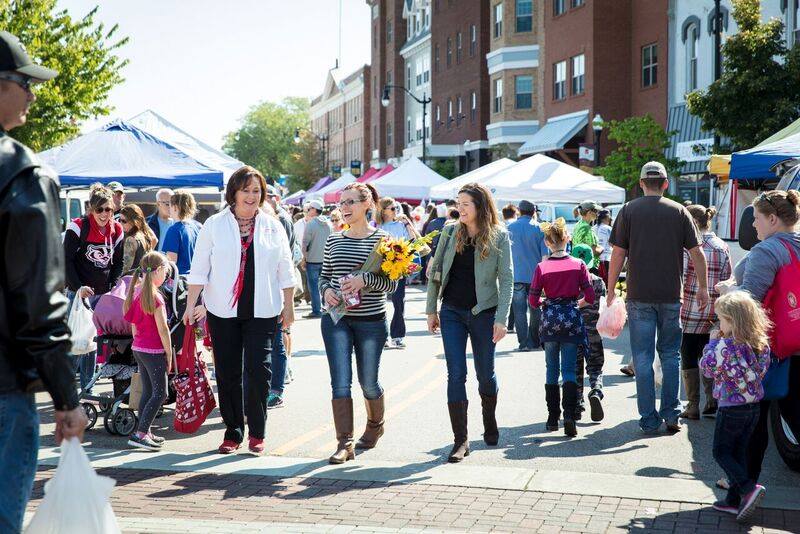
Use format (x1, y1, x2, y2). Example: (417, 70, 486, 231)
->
(426, 223, 514, 325)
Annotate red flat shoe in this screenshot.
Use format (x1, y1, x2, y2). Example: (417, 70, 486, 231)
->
(218, 439, 241, 454)
(248, 437, 265, 455)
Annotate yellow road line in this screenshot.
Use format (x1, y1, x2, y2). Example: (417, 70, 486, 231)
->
(271, 356, 442, 457)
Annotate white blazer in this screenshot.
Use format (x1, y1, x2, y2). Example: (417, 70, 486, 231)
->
(187, 207, 296, 319)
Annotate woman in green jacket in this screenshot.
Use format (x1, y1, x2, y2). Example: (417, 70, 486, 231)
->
(571, 200, 603, 269)
(426, 183, 513, 463)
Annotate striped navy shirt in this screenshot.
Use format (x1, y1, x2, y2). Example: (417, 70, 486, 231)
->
(319, 229, 398, 319)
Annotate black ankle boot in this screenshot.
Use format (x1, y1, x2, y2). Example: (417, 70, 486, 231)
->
(545, 384, 560, 431)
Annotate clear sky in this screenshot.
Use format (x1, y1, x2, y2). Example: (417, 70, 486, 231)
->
(56, 0, 372, 149)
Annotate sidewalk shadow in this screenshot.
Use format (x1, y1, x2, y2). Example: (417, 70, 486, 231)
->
(626, 506, 786, 532)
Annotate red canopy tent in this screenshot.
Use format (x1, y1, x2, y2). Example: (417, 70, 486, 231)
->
(357, 167, 379, 183)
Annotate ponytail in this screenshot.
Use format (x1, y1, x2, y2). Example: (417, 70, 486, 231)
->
(123, 252, 168, 315)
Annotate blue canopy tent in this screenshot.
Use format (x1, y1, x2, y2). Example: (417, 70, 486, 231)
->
(39, 119, 225, 188)
(729, 131, 800, 180)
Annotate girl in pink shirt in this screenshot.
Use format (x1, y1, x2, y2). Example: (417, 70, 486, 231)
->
(528, 218, 595, 438)
(123, 252, 173, 451)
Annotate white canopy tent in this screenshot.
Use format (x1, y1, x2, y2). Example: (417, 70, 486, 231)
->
(483, 154, 625, 204)
(371, 157, 447, 200)
(305, 173, 357, 201)
(428, 158, 517, 200)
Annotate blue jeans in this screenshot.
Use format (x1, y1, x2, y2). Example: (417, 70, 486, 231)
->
(389, 278, 406, 339)
(543, 342, 578, 384)
(714, 403, 760, 506)
(0, 392, 39, 533)
(512, 283, 541, 349)
(440, 304, 499, 403)
(321, 314, 387, 399)
(270, 327, 287, 395)
(306, 263, 323, 315)
(66, 290, 97, 395)
(627, 301, 682, 431)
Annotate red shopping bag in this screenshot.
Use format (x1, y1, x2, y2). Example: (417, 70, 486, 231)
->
(172, 327, 216, 434)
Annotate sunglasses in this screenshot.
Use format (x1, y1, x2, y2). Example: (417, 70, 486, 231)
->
(759, 192, 778, 211)
(95, 207, 114, 214)
(338, 199, 362, 208)
(0, 72, 35, 93)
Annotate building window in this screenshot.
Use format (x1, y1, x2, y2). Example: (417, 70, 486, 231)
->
(423, 56, 430, 83)
(642, 43, 658, 87)
(554, 0, 565, 16)
(516, 0, 533, 33)
(435, 44, 440, 72)
(387, 123, 393, 148)
(407, 117, 412, 143)
(372, 4, 379, 19)
(494, 78, 503, 113)
(515, 75, 533, 109)
(571, 0, 584, 7)
(471, 91, 477, 122)
(407, 65, 412, 89)
(416, 116, 423, 141)
(436, 105, 441, 128)
(457, 96, 463, 116)
(447, 99, 453, 129)
(686, 24, 698, 92)
(387, 70, 392, 85)
(571, 54, 585, 95)
(424, 8, 430, 28)
(553, 60, 567, 100)
(387, 20, 393, 43)
(470, 25, 477, 56)
(446, 37, 452, 67)
(456, 32, 462, 63)
(494, 4, 503, 38)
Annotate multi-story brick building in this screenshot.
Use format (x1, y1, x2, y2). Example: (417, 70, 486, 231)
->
(309, 66, 371, 176)
(367, 0, 408, 168)
(519, 0, 669, 170)
(400, 0, 432, 161)
(486, 0, 544, 154)
(430, 0, 492, 172)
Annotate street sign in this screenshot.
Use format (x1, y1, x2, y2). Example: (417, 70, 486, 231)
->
(350, 160, 362, 177)
(332, 165, 342, 178)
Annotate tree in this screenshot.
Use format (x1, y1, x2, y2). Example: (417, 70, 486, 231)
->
(596, 115, 682, 194)
(686, 0, 800, 151)
(223, 97, 312, 181)
(0, 0, 128, 151)
(431, 158, 457, 180)
(285, 131, 323, 192)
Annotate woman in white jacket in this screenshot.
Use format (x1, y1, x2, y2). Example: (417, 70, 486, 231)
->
(184, 166, 296, 455)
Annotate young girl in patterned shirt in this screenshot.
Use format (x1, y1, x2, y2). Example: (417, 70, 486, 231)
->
(700, 291, 770, 522)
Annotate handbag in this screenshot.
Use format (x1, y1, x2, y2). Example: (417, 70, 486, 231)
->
(763, 240, 800, 359)
(172, 327, 216, 434)
(762, 356, 790, 401)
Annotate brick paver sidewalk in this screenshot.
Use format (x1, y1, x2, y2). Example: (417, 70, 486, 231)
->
(26, 466, 797, 533)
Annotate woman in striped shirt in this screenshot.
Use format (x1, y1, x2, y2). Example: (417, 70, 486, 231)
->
(319, 182, 398, 464)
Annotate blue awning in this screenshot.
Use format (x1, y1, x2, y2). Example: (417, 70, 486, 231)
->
(518, 111, 588, 156)
(730, 131, 800, 180)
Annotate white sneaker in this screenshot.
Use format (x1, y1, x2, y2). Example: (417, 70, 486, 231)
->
(393, 338, 406, 349)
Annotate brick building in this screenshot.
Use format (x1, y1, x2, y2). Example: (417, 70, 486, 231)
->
(430, 0, 492, 172)
(367, 0, 408, 168)
(309, 66, 371, 176)
(519, 0, 669, 169)
(486, 0, 545, 154)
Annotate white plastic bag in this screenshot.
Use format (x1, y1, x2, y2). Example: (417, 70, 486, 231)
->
(67, 294, 96, 355)
(597, 297, 627, 339)
(25, 438, 120, 534)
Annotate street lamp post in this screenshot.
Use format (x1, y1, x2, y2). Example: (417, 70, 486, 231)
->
(592, 113, 604, 167)
(294, 127, 330, 176)
(382, 85, 432, 165)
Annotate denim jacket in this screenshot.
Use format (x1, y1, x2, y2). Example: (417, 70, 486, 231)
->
(425, 223, 514, 325)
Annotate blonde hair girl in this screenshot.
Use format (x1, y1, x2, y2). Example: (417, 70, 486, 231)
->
(122, 251, 174, 451)
(714, 292, 771, 354)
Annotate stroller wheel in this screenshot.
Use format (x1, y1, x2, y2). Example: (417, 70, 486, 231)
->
(82, 402, 98, 430)
(113, 408, 137, 436)
(104, 411, 118, 435)
(98, 393, 114, 412)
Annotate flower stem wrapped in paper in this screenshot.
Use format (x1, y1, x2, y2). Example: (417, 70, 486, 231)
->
(328, 230, 440, 324)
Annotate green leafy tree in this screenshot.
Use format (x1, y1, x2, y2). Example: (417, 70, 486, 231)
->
(686, 0, 800, 150)
(286, 131, 323, 193)
(596, 115, 682, 194)
(431, 158, 457, 179)
(0, 0, 128, 151)
(223, 97, 311, 180)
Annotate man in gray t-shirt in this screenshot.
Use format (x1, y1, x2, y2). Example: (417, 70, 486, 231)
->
(607, 161, 709, 434)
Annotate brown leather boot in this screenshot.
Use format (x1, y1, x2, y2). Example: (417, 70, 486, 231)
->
(679, 369, 700, 420)
(480, 393, 499, 446)
(447, 401, 469, 463)
(701, 375, 718, 417)
(329, 398, 355, 464)
(356, 395, 385, 449)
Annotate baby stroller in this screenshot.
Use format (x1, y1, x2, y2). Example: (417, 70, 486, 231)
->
(80, 263, 188, 436)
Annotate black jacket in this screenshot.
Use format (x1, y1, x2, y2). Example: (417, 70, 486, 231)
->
(0, 131, 78, 411)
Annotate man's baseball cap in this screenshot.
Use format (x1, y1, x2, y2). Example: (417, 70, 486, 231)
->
(578, 200, 602, 212)
(518, 200, 537, 213)
(307, 199, 324, 211)
(640, 161, 668, 180)
(107, 181, 124, 192)
(265, 184, 280, 198)
(0, 31, 57, 81)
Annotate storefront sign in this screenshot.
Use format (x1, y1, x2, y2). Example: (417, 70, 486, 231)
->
(675, 138, 714, 163)
(578, 144, 595, 164)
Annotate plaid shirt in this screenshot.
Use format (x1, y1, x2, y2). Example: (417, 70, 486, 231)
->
(681, 232, 732, 334)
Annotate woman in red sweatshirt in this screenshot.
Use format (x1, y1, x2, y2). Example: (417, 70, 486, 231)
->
(529, 218, 595, 437)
